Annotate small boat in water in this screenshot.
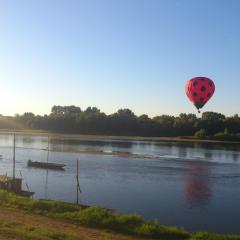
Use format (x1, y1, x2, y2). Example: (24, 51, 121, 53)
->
(27, 136, 66, 170)
(27, 160, 65, 170)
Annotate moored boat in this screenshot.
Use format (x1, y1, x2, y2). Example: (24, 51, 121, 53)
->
(27, 160, 65, 170)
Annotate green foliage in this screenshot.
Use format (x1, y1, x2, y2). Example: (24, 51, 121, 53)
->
(0, 190, 189, 239)
(135, 221, 190, 239)
(213, 128, 240, 141)
(0, 190, 81, 213)
(0, 220, 76, 240)
(0, 106, 240, 140)
(194, 129, 206, 139)
(1, 190, 240, 240)
(57, 206, 189, 238)
(190, 231, 240, 240)
(202, 112, 226, 121)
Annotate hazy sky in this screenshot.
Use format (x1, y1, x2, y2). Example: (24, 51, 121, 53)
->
(1, 0, 240, 116)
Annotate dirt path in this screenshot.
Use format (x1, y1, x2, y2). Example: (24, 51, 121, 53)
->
(0, 206, 145, 240)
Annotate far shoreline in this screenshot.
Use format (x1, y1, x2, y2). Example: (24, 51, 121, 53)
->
(0, 128, 240, 145)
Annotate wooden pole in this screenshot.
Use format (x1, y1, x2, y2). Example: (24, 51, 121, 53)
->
(76, 159, 79, 204)
(45, 136, 50, 199)
(46, 136, 50, 163)
(13, 133, 16, 179)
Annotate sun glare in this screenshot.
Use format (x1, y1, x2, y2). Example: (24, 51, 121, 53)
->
(0, 88, 18, 116)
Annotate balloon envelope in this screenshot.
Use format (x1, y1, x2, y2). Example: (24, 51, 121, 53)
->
(185, 77, 215, 111)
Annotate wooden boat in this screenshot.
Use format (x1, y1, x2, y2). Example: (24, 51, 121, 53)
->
(27, 160, 65, 170)
(27, 136, 66, 170)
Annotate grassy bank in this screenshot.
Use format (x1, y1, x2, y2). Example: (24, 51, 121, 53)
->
(0, 219, 76, 240)
(0, 190, 240, 240)
(0, 190, 189, 240)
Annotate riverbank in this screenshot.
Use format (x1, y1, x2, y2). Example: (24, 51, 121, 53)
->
(0, 190, 189, 240)
(0, 207, 141, 240)
(0, 190, 240, 240)
(0, 129, 240, 145)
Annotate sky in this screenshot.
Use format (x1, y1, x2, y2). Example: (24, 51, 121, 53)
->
(0, 0, 240, 117)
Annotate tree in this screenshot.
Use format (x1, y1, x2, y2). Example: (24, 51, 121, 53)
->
(173, 114, 198, 136)
(202, 112, 225, 121)
(51, 105, 81, 118)
(0, 105, 239, 140)
(199, 112, 226, 135)
(152, 115, 175, 136)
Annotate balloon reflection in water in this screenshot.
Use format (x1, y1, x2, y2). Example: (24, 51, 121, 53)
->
(183, 161, 212, 208)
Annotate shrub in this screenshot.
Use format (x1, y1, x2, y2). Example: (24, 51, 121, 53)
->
(194, 129, 206, 139)
(191, 231, 240, 240)
(135, 221, 190, 239)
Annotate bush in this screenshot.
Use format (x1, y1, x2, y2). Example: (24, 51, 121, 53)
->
(191, 231, 240, 240)
(135, 221, 190, 239)
(194, 129, 206, 139)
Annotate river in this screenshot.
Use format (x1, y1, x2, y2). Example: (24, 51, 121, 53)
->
(0, 133, 240, 233)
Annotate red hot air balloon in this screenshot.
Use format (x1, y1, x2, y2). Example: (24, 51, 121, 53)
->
(185, 77, 215, 113)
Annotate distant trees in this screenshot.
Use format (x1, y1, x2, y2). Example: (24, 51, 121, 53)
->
(15, 112, 36, 128)
(76, 107, 107, 134)
(51, 105, 81, 118)
(0, 106, 240, 141)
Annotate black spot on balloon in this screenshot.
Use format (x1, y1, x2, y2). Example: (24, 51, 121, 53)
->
(200, 98, 204, 102)
(209, 81, 213, 87)
(194, 92, 198, 97)
(207, 93, 211, 97)
(201, 86, 206, 92)
(193, 81, 198, 87)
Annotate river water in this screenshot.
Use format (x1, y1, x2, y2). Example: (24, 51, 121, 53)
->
(0, 133, 240, 233)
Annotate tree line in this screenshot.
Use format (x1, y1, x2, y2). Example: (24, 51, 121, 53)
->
(0, 105, 240, 140)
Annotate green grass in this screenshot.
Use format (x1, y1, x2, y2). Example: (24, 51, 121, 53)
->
(0, 190, 240, 240)
(0, 220, 77, 240)
(0, 190, 189, 239)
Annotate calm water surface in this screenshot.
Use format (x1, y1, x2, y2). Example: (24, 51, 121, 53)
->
(0, 133, 240, 233)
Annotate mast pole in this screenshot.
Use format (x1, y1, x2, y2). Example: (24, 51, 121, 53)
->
(45, 136, 50, 199)
(13, 133, 16, 179)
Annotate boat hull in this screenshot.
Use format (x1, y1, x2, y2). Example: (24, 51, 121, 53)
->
(27, 160, 65, 170)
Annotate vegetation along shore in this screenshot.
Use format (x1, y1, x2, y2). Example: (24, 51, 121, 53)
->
(0, 105, 240, 142)
(0, 190, 240, 240)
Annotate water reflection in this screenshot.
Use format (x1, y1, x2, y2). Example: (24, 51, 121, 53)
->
(232, 152, 239, 162)
(178, 147, 187, 158)
(44, 169, 49, 199)
(204, 151, 213, 159)
(183, 161, 211, 208)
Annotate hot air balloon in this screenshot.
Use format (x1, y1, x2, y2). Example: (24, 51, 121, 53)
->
(185, 77, 215, 113)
